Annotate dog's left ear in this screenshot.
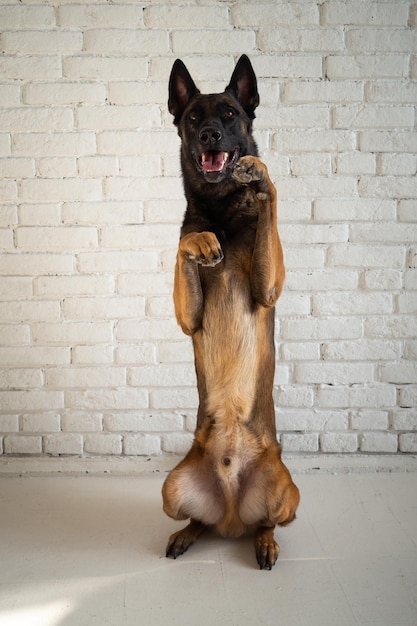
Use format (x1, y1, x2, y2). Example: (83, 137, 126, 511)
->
(226, 55, 259, 119)
(169, 59, 200, 126)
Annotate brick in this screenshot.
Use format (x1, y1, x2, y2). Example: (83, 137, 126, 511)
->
(313, 291, 392, 316)
(98, 130, 178, 156)
(63, 202, 144, 226)
(64, 56, 148, 81)
(0, 300, 61, 323)
(161, 432, 193, 455)
(397, 293, 417, 314)
(35, 274, 114, 297)
(124, 433, 161, 456)
(391, 410, 417, 431)
(63, 296, 145, 321)
(283, 80, 364, 104)
(65, 389, 148, 411)
(58, 5, 143, 28)
(77, 157, 119, 178)
(323, 340, 401, 362)
(0, 180, 17, 202)
(360, 131, 417, 153)
(285, 269, 358, 291)
(22, 414, 60, 433)
(350, 223, 417, 243)
(359, 176, 417, 200)
(16, 226, 98, 251)
(281, 433, 319, 453)
(0, 368, 42, 389)
(118, 272, 172, 296)
(24, 82, 106, 106)
(76, 105, 161, 131)
(258, 27, 343, 52)
(37, 157, 77, 179)
(333, 105, 414, 130)
(0, 324, 31, 345)
(1, 30, 82, 54)
(0, 415, 19, 432)
(108, 81, 166, 106)
(119, 156, 161, 178)
(366, 81, 417, 104)
(128, 364, 196, 388)
(44, 434, 83, 456)
(0, 390, 64, 412)
(281, 342, 321, 361)
(290, 153, 331, 176)
(13, 132, 96, 157)
(0, 276, 32, 299)
(399, 387, 417, 408)
(283, 246, 325, 269)
(320, 433, 358, 453)
(151, 387, 198, 410)
(0, 55, 61, 80)
(346, 28, 417, 53)
(61, 413, 103, 433)
(84, 434, 122, 455)
(365, 316, 417, 339)
(275, 292, 311, 316)
(232, 3, 319, 26)
(258, 105, 329, 130)
(295, 362, 373, 385)
(84, 30, 169, 54)
(45, 367, 126, 389)
(327, 244, 405, 268)
(105, 412, 182, 433)
(0, 157, 35, 178)
(0, 253, 74, 276)
(72, 345, 114, 365)
(274, 385, 314, 408)
(32, 322, 112, 347)
(326, 55, 408, 79)
(276, 409, 347, 432)
(255, 55, 323, 79)
(399, 434, 417, 453)
(100, 225, 179, 249)
(172, 30, 256, 55)
(378, 155, 416, 177)
(350, 410, 389, 431)
(145, 5, 227, 28)
(20, 179, 102, 203)
(77, 250, 157, 274)
(322, 2, 409, 26)
(273, 130, 355, 153)
(315, 198, 395, 222)
(281, 223, 348, 244)
(380, 363, 417, 384)
(117, 319, 182, 342)
(281, 317, 362, 341)
(365, 261, 401, 288)
(317, 385, 396, 409)
(4, 435, 42, 455)
(0, 84, 20, 106)
(360, 432, 398, 453)
(0, 347, 69, 367)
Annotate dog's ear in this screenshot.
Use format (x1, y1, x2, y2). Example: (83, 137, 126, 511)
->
(168, 59, 200, 126)
(225, 55, 259, 119)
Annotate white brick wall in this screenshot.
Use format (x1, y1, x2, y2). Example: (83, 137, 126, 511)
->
(0, 0, 416, 461)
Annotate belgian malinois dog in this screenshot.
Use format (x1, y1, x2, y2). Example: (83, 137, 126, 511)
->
(162, 55, 299, 570)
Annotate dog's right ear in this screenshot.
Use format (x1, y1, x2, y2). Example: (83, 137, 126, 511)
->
(168, 59, 200, 126)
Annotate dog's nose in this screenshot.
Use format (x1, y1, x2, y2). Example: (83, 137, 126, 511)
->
(199, 126, 222, 145)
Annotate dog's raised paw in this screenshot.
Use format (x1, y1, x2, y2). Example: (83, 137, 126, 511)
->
(232, 155, 265, 185)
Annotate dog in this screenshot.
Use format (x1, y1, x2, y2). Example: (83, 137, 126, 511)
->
(162, 55, 300, 570)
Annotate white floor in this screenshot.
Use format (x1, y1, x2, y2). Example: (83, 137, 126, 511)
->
(0, 470, 416, 626)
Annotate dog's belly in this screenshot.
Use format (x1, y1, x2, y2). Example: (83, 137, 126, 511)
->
(200, 274, 258, 424)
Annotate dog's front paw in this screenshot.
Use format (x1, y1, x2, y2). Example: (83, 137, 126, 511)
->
(179, 231, 224, 267)
(232, 155, 267, 186)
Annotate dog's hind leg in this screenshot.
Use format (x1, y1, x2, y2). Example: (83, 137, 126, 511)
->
(165, 519, 206, 559)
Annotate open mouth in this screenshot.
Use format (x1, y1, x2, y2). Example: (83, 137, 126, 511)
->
(196, 149, 239, 173)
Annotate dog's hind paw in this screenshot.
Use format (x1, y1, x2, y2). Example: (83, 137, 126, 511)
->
(254, 527, 280, 570)
(165, 520, 205, 560)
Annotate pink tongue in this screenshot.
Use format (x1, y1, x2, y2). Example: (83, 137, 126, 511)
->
(202, 151, 227, 172)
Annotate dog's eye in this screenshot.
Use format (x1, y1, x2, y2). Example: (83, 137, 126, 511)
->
(189, 111, 197, 122)
(224, 109, 235, 119)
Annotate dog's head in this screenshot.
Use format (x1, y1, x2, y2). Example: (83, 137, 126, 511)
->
(169, 55, 259, 188)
